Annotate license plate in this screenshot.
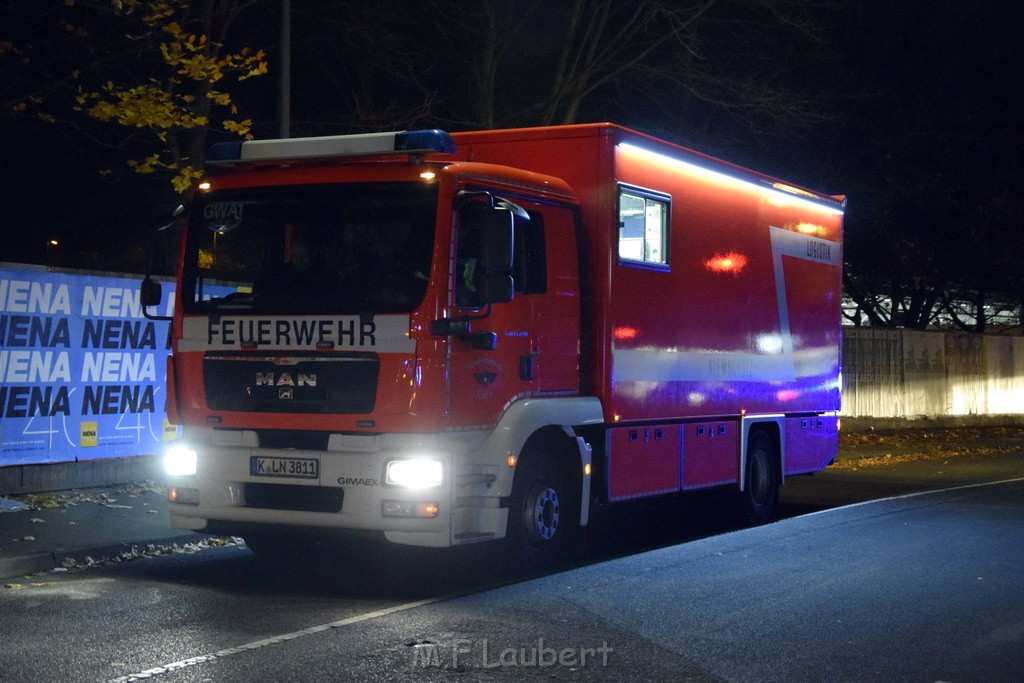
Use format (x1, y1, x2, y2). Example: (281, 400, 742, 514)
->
(250, 456, 319, 479)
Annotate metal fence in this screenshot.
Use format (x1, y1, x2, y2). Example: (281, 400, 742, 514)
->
(842, 328, 1024, 418)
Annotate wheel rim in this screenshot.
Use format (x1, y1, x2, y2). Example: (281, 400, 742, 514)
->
(523, 480, 560, 545)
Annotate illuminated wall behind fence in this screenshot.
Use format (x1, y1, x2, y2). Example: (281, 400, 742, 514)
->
(1, 265, 178, 467)
(3, 266, 1023, 467)
(842, 328, 1024, 418)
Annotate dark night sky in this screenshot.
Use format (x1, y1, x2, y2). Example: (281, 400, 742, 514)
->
(2, 1, 1022, 290)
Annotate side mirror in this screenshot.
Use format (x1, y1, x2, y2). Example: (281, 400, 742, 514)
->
(140, 276, 171, 321)
(141, 205, 183, 322)
(479, 207, 514, 304)
(148, 204, 186, 276)
(480, 273, 513, 304)
(480, 207, 514, 272)
(140, 277, 162, 308)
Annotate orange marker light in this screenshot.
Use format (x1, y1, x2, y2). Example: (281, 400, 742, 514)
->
(704, 252, 748, 276)
(614, 326, 639, 341)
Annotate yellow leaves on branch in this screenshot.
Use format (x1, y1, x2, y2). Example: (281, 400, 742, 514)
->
(127, 154, 160, 174)
(240, 58, 268, 81)
(108, 0, 175, 23)
(126, 153, 203, 193)
(170, 165, 203, 193)
(69, 1, 268, 192)
(222, 118, 252, 137)
(81, 83, 208, 130)
(206, 90, 230, 106)
(160, 20, 266, 85)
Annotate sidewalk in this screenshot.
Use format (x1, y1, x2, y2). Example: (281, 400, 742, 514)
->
(0, 482, 217, 581)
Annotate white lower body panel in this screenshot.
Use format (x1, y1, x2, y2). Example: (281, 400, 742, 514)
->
(166, 428, 506, 548)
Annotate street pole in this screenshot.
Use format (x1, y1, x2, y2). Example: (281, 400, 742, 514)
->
(279, 0, 291, 138)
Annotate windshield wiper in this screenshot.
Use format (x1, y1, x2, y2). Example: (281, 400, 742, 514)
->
(207, 292, 255, 311)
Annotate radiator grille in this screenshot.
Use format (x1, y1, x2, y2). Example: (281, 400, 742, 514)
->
(243, 483, 344, 513)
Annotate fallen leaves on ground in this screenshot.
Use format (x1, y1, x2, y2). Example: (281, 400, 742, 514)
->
(51, 537, 243, 573)
(10, 481, 165, 511)
(3, 537, 244, 586)
(836, 426, 1024, 470)
(832, 453, 944, 469)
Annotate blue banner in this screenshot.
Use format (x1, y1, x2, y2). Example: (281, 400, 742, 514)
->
(1, 267, 178, 466)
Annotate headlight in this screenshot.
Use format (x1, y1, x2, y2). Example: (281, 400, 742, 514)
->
(385, 458, 443, 489)
(164, 443, 198, 477)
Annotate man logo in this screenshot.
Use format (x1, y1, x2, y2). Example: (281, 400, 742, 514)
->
(256, 372, 317, 387)
(279, 387, 294, 399)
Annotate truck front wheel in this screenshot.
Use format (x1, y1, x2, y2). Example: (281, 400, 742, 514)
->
(506, 456, 579, 571)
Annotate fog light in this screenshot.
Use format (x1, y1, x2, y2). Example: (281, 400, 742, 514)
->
(164, 443, 197, 477)
(385, 458, 443, 489)
(382, 500, 439, 518)
(168, 487, 200, 505)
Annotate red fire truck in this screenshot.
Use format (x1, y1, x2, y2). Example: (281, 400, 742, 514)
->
(145, 123, 844, 568)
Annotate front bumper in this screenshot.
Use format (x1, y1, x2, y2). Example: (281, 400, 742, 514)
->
(165, 429, 508, 548)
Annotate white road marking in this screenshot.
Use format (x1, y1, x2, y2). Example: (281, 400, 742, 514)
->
(106, 596, 443, 682)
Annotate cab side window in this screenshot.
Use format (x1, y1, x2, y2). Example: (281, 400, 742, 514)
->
(515, 209, 546, 295)
(456, 201, 547, 308)
(455, 205, 485, 309)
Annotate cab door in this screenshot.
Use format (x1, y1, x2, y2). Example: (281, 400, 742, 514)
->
(447, 193, 534, 428)
(445, 191, 581, 427)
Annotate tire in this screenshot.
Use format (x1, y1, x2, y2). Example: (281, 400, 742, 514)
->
(739, 430, 779, 526)
(506, 455, 579, 571)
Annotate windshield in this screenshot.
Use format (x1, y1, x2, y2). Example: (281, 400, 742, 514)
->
(183, 182, 437, 315)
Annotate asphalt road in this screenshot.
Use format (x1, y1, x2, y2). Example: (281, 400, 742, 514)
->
(1, 450, 1021, 682)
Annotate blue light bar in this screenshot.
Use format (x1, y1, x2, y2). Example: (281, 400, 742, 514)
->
(395, 130, 456, 153)
(206, 129, 456, 166)
(206, 141, 244, 163)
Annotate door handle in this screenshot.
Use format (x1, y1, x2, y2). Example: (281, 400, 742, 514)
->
(519, 353, 534, 381)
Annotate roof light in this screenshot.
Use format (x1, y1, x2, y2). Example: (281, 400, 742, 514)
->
(618, 142, 845, 216)
(206, 129, 456, 166)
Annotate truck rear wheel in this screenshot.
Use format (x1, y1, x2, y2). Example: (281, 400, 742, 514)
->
(506, 456, 579, 571)
(739, 430, 779, 525)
